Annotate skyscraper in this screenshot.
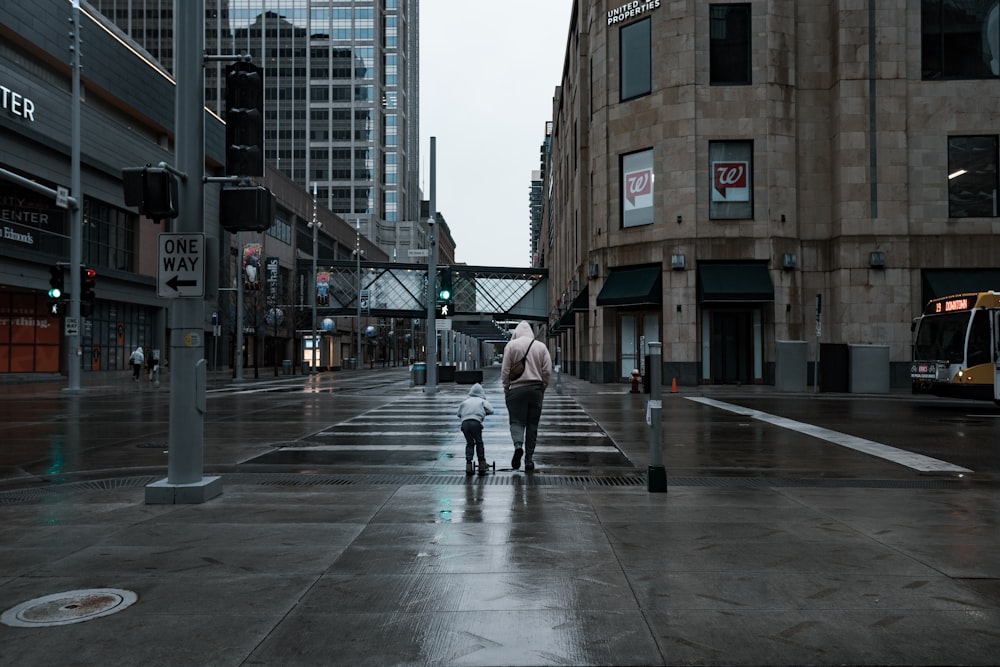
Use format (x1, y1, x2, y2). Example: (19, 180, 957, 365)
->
(92, 0, 420, 250)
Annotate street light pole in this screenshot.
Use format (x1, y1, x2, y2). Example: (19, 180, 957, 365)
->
(355, 221, 363, 367)
(67, 0, 83, 392)
(309, 183, 319, 374)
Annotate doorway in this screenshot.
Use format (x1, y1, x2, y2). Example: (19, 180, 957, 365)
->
(619, 312, 660, 379)
(704, 309, 762, 384)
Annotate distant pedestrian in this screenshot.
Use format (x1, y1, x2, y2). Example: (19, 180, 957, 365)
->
(129, 346, 144, 381)
(457, 382, 494, 476)
(501, 321, 552, 471)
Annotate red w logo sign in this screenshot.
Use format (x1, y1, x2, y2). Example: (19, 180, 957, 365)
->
(625, 169, 653, 206)
(713, 162, 747, 198)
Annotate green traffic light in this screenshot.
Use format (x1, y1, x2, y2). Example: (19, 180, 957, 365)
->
(48, 288, 62, 299)
(438, 289, 451, 300)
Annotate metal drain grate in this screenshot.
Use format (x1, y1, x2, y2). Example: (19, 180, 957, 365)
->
(0, 472, 980, 504)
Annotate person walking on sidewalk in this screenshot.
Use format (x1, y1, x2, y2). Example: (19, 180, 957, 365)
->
(501, 320, 552, 471)
(457, 382, 494, 476)
(129, 346, 144, 381)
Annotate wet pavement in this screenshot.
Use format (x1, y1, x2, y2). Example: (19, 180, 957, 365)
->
(1, 367, 999, 665)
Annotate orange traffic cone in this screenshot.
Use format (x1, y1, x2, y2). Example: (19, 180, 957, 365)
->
(671, 377, 678, 393)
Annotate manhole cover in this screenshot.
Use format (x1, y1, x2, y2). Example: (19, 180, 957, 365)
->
(1, 589, 138, 628)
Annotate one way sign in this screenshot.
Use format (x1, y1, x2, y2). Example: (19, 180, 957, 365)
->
(157, 233, 205, 298)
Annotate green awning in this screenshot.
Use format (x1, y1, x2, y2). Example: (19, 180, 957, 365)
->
(552, 288, 588, 331)
(596, 266, 662, 307)
(698, 262, 774, 302)
(922, 269, 1000, 303)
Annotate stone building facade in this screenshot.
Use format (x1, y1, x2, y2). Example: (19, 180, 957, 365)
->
(543, 0, 1000, 386)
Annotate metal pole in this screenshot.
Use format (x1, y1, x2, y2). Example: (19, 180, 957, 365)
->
(355, 221, 362, 368)
(647, 341, 667, 492)
(235, 232, 244, 381)
(66, 1, 83, 392)
(310, 183, 318, 374)
(555, 345, 562, 394)
(146, 0, 219, 503)
(425, 137, 438, 393)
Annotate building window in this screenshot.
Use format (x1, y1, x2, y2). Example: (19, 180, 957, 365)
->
(948, 135, 998, 218)
(710, 4, 751, 85)
(620, 18, 651, 101)
(621, 148, 654, 228)
(709, 140, 753, 220)
(922, 1, 1000, 79)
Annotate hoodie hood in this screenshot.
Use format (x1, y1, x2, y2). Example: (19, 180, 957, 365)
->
(467, 383, 486, 398)
(511, 320, 534, 340)
(135, 347, 143, 354)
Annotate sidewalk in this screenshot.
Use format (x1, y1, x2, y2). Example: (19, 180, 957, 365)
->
(1, 375, 998, 666)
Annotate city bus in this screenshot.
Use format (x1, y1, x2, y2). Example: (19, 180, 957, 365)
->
(910, 291, 1000, 404)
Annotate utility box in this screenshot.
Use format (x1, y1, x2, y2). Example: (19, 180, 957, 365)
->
(775, 340, 808, 392)
(850, 344, 890, 393)
(820, 343, 850, 392)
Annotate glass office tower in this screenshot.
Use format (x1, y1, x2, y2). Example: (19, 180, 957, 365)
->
(92, 0, 420, 239)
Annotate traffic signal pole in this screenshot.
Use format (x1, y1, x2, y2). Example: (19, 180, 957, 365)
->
(145, 0, 220, 504)
(66, 1, 83, 392)
(425, 137, 438, 394)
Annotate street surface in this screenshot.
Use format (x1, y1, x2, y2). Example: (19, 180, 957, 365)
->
(1, 366, 998, 666)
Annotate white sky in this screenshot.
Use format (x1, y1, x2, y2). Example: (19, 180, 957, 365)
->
(418, 0, 574, 268)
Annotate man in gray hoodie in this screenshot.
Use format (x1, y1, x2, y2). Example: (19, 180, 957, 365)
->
(457, 382, 494, 476)
(501, 321, 552, 471)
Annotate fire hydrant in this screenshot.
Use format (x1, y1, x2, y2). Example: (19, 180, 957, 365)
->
(629, 368, 642, 394)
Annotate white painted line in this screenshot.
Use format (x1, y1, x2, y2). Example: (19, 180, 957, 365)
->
(316, 431, 610, 438)
(687, 397, 973, 473)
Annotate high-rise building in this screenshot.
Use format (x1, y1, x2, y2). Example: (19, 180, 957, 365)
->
(545, 1, 1000, 386)
(91, 0, 420, 254)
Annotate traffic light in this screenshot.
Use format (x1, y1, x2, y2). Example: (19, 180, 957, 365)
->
(220, 185, 275, 233)
(122, 166, 178, 221)
(47, 265, 64, 300)
(80, 266, 96, 316)
(225, 61, 264, 177)
(436, 270, 453, 317)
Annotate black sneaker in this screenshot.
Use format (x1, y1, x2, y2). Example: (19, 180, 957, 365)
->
(525, 460, 535, 472)
(465, 462, 474, 476)
(511, 447, 523, 470)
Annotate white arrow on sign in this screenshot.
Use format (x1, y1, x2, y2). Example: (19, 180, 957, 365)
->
(157, 233, 205, 298)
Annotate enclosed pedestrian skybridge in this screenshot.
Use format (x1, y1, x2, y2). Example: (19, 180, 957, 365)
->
(303, 261, 548, 341)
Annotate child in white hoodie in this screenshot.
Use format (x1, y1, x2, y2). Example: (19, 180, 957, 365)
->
(457, 383, 494, 476)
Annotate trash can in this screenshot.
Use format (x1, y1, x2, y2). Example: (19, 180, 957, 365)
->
(344, 358, 357, 370)
(412, 362, 426, 386)
(281, 360, 291, 375)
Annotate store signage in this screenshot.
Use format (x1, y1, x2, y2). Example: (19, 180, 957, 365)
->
(607, 0, 661, 25)
(1, 83, 36, 122)
(711, 161, 750, 202)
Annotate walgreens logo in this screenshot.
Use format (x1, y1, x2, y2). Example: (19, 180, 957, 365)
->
(625, 169, 653, 207)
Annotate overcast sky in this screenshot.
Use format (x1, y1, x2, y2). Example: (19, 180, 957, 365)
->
(418, 0, 574, 268)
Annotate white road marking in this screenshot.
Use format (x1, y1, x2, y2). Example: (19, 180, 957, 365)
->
(687, 396, 973, 474)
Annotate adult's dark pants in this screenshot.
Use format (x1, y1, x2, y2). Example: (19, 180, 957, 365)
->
(505, 384, 544, 461)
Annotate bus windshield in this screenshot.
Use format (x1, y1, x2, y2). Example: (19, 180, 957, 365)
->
(913, 311, 970, 363)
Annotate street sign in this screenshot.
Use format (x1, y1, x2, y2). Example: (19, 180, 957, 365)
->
(359, 289, 370, 314)
(157, 233, 205, 298)
(408, 248, 429, 258)
(64, 316, 79, 336)
(435, 318, 452, 331)
(56, 186, 69, 209)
